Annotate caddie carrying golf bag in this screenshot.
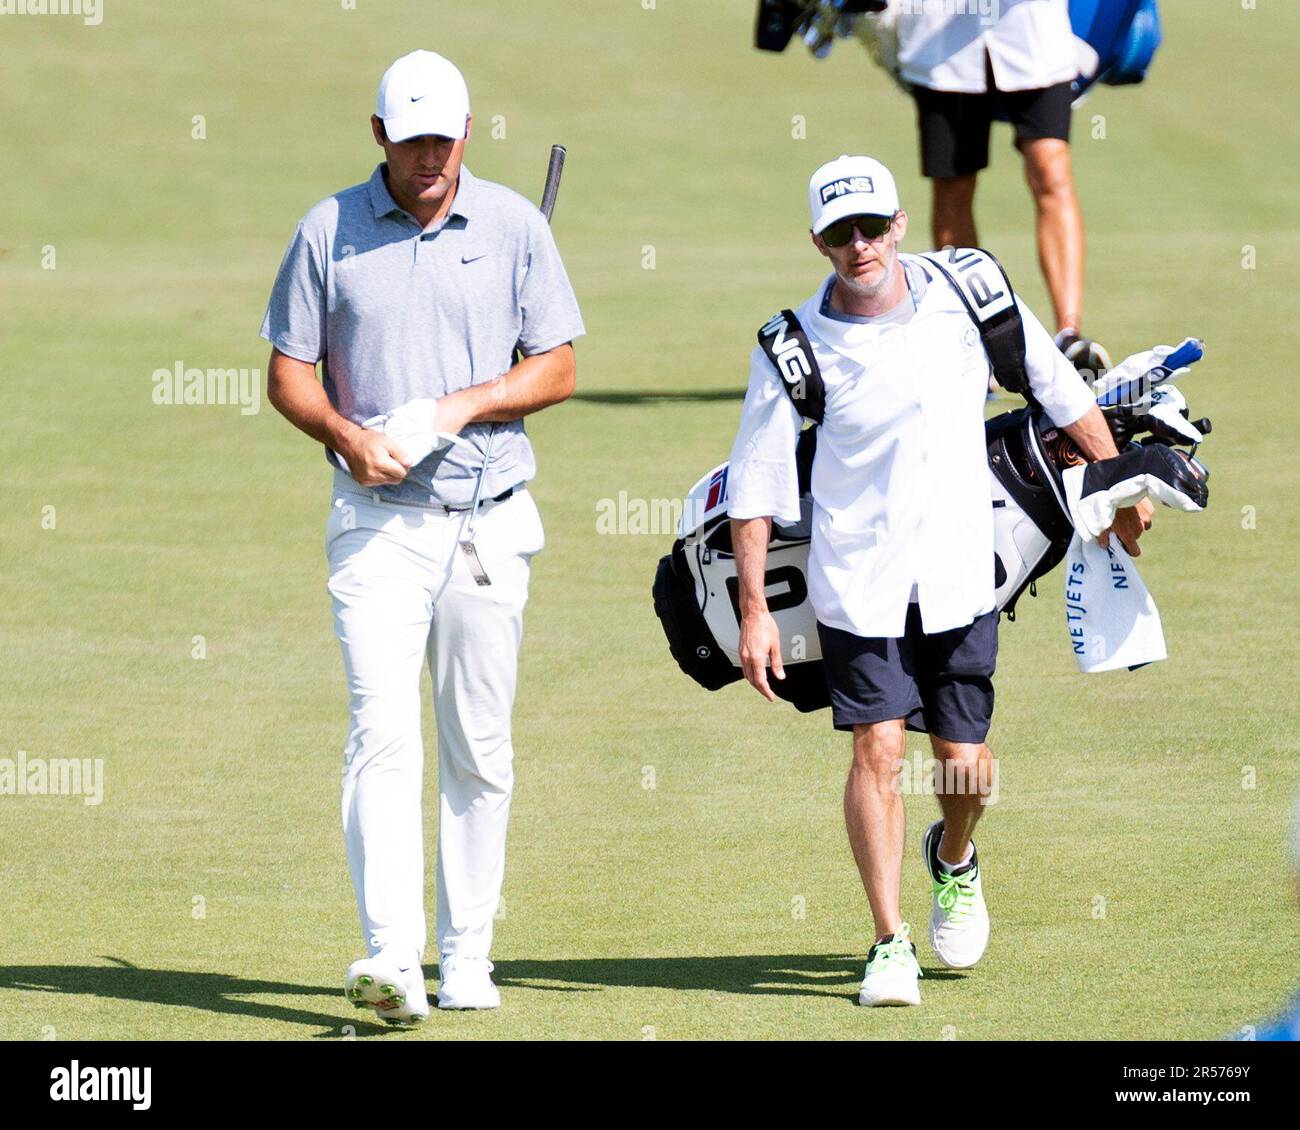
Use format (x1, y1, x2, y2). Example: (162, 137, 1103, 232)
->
(652, 248, 1211, 712)
(754, 1, 1162, 97)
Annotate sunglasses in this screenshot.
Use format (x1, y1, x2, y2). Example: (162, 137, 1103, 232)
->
(820, 212, 896, 247)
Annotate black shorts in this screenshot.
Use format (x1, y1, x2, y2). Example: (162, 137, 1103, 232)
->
(913, 58, 1074, 179)
(817, 605, 998, 742)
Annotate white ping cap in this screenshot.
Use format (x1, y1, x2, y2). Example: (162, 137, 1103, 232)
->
(808, 155, 901, 234)
(376, 50, 470, 143)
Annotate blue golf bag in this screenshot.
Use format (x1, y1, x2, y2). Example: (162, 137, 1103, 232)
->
(1070, 0, 1163, 95)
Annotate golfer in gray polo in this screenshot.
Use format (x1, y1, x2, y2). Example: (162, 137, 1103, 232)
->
(260, 49, 584, 1022)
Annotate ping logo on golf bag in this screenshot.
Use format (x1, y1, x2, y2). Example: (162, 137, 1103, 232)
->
(760, 312, 812, 384)
(724, 564, 808, 621)
(931, 247, 1014, 317)
(819, 175, 874, 204)
(758, 309, 825, 423)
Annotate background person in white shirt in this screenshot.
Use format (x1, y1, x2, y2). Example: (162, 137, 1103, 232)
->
(726, 154, 1150, 1006)
(897, 0, 1102, 367)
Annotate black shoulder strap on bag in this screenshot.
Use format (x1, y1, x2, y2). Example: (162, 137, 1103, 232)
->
(920, 247, 1032, 399)
(758, 308, 825, 425)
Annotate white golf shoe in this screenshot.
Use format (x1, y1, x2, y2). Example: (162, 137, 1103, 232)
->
(922, 819, 990, 969)
(436, 955, 500, 1010)
(858, 922, 923, 1007)
(344, 950, 429, 1026)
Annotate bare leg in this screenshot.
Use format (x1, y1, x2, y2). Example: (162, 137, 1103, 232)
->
(930, 174, 979, 250)
(928, 735, 995, 864)
(1021, 137, 1085, 334)
(845, 719, 908, 941)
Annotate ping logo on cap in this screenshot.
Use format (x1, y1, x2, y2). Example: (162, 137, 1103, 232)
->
(819, 175, 875, 204)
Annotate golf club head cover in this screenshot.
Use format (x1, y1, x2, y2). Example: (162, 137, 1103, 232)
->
(1143, 384, 1205, 444)
(1063, 443, 1209, 542)
(1094, 338, 1201, 411)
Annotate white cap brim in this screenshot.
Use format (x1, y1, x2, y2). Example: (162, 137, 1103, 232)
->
(382, 107, 468, 143)
(812, 194, 895, 235)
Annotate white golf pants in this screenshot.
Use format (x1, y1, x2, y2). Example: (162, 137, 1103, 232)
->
(325, 470, 543, 963)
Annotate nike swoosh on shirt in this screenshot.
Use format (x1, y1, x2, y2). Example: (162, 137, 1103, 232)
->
(410, 93, 427, 102)
(461, 252, 489, 264)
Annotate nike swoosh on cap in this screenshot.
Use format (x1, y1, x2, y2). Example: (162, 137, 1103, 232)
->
(410, 93, 427, 102)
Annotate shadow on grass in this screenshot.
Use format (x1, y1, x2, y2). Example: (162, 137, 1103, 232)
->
(488, 954, 965, 1000)
(569, 388, 743, 405)
(0, 953, 966, 1034)
(0, 957, 392, 1038)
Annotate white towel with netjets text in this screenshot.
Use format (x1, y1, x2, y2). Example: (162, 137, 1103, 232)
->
(1063, 534, 1166, 673)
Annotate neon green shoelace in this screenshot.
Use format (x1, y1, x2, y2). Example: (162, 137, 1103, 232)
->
(868, 923, 920, 974)
(933, 867, 977, 921)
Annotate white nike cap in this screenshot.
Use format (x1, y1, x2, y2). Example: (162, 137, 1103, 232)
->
(376, 50, 470, 143)
(808, 155, 900, 234)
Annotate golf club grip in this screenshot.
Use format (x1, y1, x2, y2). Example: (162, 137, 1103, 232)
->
(539, 144, 566, 223)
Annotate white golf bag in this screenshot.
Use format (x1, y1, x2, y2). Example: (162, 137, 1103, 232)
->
(653, 407, 1080, 712)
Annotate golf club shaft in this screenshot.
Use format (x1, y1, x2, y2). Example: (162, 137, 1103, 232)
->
(477, 145, 568, 516)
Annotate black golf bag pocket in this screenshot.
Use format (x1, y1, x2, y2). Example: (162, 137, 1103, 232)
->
(653, 547, 741, 692)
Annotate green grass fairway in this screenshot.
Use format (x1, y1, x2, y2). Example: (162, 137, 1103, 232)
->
(1, 0, 1297, 1040)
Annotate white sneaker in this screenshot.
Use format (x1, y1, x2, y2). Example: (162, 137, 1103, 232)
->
(436, 955, 500, 1010)
(858, 922, 923, 1007)
(922, 819, 991, 969)
(344, 950, 429, 1026)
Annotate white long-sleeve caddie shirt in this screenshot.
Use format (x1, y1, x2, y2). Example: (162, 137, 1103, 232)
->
(726, 254, 1096, 639)
(898, 0, 1077, 94)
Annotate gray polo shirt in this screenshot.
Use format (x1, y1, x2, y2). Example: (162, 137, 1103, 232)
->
(260, 163, 585, 506)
